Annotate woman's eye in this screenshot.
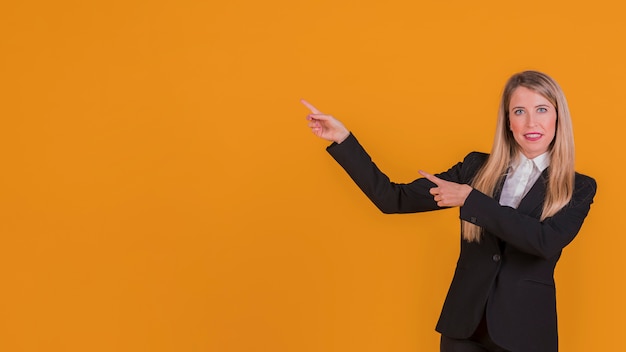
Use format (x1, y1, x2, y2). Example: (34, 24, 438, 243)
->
(513, 109, 524, 115)
(537, 107, 548, 113)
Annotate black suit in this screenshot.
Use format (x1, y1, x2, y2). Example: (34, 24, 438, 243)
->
(327, 134, 597, 352)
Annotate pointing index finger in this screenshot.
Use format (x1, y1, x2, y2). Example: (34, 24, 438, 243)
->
(300, 99, 322, 114)
(419, 170, 443, 185)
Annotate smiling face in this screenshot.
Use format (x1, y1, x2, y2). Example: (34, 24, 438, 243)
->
(508, 86, 557, 159)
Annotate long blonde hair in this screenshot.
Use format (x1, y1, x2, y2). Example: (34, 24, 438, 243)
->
(462, 71, 576, 242)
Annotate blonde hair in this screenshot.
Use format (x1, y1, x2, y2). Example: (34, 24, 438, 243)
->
(463, 71, 576, 242)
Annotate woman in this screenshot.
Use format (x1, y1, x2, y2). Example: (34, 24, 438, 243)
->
(302, 71, 596, 352)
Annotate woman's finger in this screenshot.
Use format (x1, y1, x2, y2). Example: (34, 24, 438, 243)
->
(419, 170, 444, 186)
(301, 99, 323, 114)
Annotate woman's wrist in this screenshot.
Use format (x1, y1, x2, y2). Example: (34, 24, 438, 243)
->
(335, 130, 350, 144)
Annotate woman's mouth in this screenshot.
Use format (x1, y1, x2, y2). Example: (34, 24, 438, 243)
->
(524, 133, 543, 141)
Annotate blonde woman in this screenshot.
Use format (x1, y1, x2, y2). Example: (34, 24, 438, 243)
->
(303, 71, 596, 352)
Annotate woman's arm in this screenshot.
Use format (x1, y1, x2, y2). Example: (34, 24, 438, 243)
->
(460, 175, 597, 258)
(326, 133, 441, 213)
(302, 99, 484, 214)
(326, 134, 487, 214)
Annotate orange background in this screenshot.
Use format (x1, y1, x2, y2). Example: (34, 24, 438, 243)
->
(1, 0, 624, 351)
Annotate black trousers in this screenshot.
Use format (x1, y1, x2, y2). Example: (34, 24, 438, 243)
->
(440, 314, 510, 352)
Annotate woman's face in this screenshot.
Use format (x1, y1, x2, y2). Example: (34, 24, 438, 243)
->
(508, 86, 557, 159)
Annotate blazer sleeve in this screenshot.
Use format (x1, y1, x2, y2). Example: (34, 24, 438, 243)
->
(326, 133, 485, 214)
(460, 174, 597, 259)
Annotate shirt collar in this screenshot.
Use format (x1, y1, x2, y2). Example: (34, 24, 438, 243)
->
(512, 151, 551, 172)
(532, 151, 551, 172)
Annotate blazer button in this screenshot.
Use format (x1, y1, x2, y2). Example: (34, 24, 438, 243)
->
(470, 217, 477, 223)
(492, 254, 501, 262)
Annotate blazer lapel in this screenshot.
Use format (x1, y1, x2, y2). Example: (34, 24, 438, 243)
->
(493, 174, 507, 203)
(516, 169, 548, 216)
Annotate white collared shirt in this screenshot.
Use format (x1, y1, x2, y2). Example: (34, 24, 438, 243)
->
(499, 152, 551, 209)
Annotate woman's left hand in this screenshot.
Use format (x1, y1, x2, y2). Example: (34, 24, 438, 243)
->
(419, 170, 473, 207)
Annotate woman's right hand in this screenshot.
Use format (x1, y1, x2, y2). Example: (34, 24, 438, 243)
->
(301, 99, 350, 144)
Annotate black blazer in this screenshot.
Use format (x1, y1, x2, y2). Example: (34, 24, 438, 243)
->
(327, 134, 596, 352)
